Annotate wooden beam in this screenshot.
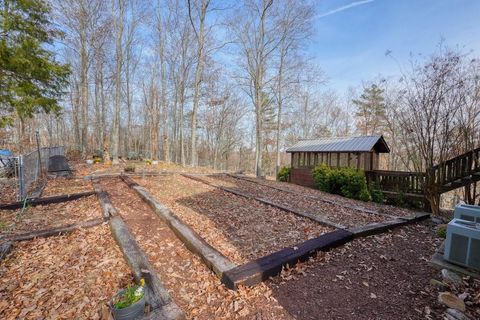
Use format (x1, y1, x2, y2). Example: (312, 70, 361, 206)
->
(0, 191, 95, 210)
(2, 218, 106, 242)
(93, 179, 118, 218)
(0, 241, 12, 261)
(109, 215, 184, 319)
(119, 175, 237, 278)
(222, 229, 353, 289)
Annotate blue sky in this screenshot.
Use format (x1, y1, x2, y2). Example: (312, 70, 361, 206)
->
(310, 0, 480, 91)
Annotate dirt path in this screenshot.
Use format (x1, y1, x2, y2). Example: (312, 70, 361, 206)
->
(99, 177, 292, 320)
(267, 221, 444, 320)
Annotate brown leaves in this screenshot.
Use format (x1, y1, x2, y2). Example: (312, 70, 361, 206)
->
(0, 225, 132, 320)
(134, 174, 332, 264)
(100, 177, 293, 320)
(42, 177, 93, 197)
(0, 195, 102, 236)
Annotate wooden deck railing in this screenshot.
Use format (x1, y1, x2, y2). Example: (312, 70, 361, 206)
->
(430, 147, 480, 187)
(365, 170, 426, 195)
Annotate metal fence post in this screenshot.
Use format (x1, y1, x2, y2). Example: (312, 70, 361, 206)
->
(18, 155, 26, 200)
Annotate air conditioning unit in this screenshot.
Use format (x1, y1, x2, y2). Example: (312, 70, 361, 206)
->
(444, 219, 480, 271)
(454, 203, 480, 223)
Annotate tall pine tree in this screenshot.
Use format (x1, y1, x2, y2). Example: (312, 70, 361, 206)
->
(352, 84, 386, 135)
(0, 0, 70, 128)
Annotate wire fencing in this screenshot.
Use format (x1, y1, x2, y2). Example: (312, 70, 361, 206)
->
(2, 146, 65, 201)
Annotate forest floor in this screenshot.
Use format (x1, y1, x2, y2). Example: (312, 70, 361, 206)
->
(0, 161, 478, 319)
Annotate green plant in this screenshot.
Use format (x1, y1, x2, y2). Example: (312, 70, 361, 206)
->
(312, 164, 332, 192)
(312, 165, 371, 201)
(436, 224, 447, 239)
(277, 166, 291, 182)
(113, 284, 144, 309)
(369, 183, 384, 204)
(394, 190, 406, 207)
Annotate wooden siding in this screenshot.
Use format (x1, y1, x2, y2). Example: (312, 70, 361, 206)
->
(290, 168, 316, 188)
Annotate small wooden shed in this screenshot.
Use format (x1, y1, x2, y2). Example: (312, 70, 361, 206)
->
(286, 135, 390, 187)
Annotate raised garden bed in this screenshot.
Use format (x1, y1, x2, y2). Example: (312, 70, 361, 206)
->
(42, 177, 93, 197)
(189, 174, 388, 229)
(132, 175, 333, 264)
(0, 195, 102, 236)
(99, 177, 293, 319)
(235, 174, 423, 218)
(0, 225, 132, 319)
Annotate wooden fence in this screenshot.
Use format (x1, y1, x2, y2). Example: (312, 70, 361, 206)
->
(365, 170, 426, 196)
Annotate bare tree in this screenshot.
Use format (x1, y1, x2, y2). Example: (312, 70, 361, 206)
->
(111, 0, 125, 163)
(394, 47, 467, 213)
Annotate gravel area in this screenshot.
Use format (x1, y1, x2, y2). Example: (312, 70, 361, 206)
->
(0, 225, 132, 319)
(100, 177, 293, 320)
(267, 222, 450, 320)
(42, 177, 93, 197)
(134, 175, 333, 263)
(239, 174, 421, 218)
(0, 195, 102, 235)
(200, 174, 387, 229)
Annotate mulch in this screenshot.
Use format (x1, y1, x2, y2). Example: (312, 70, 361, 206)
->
(201, 174, 387, 228)
(99, 177, 293, 320)
(0, 195, 102, 236)
(0, 224, 132, 320)
(266, 221, 462, 320)
(134, 174, 332, 263)
(240, 174, 420, 218)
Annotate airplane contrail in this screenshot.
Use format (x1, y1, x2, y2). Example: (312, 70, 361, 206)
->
(316, 0, 375, 19)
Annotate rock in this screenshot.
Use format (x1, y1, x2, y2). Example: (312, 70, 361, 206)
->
(445, 308, 471, 320)
(438, 292, 466, 312)
(458, 292, 469, 301)
(442, 269, 463, 287)
(430, 278, 446, 290)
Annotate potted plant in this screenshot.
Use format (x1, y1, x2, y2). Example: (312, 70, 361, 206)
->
(109, 279, 146, 320)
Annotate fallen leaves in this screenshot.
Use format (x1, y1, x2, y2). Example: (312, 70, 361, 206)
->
(42, 177, 93, 197)
(0, 195, 102, 235)
(100, 178, 293, 320)
(134, 174, 332, 263)
(201, 174, 386, 228)
(0, 225, 132, 320)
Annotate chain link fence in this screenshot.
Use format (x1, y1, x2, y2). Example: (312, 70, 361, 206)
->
(1, 146, 65, 201)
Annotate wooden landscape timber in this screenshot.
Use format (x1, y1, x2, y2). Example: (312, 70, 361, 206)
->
(0, 241, 12, 261)
(94, 181, 184, 319)
(109, 216, 184, 319)
(222, 229, 353, 289)
(119, 175, 237, 278)
(0, 217, 106, 242)
(92, 179, 117, 218)
(0, 191, 96, 210)
(84, 172, 174, 180)
(182, 174, 347, 229)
